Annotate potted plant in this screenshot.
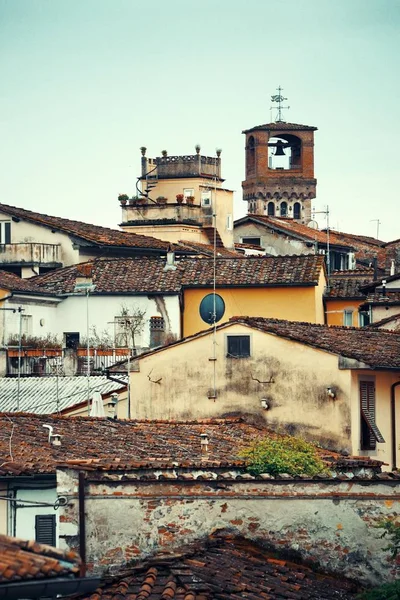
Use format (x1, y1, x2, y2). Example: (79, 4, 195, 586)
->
(156, 196, 167, 205)
(118, 193, 129, 205)
(129, 196, 140, 206)
(161, 150, 168, 158)
(186, 195, 195, 205)
(176, 194, 184, 204)
(140, 146, 147, 156)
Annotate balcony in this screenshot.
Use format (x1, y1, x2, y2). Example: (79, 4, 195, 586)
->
(0, 243, 62, 267)
(123, 202, 213, 226)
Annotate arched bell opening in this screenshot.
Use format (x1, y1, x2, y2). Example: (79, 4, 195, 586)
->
(268, 134, 302, 171)
(267, 202, 275, 216)
(246, 135, 256, 176)
(293, 202, 301, 220)
(280, 201, 288, 217)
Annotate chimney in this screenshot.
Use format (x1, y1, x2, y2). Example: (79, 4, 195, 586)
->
(43, 424, 62, 446)
(382, 279, 387, 297)
(164, 246, 177, 271)
(107, 393, 118, 419)
(391, 260, 395, 276)
(200, 432, 209, 456)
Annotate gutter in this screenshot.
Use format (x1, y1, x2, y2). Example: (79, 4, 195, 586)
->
(0, 575, 100, 599)
(391, 381, 400, 469)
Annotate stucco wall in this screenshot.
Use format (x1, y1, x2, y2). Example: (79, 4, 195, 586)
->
(183, 285, 323, 337)
(325, 299, 364, 327)
(57, 468, 400, 585)
(131, 324, 352, 451)
(1, 297, 59, 344)
(234, 222, 314, 256)
(372, 305, 400, 324)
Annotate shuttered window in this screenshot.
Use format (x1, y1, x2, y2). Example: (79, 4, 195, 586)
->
(35, 514, 56, 546)
(360, 380, 385, 450)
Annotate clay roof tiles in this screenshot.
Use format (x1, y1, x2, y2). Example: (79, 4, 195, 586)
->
(0, 534, 81, 583)
(0, 202, 185, 253)
(0, 270, 46, 294)
(32, 255, 325, 295)
(325, 273, 372, 299)
(78, 534, 358, 599)
(243, 122, 318, 132)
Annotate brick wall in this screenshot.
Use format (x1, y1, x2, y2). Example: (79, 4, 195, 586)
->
(57, 467, 400, 585)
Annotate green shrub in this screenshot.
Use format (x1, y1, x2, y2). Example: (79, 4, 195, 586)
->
(378, 519, 400, 558)
(238, 435, 328, 477)
(358, 580, 400, 599)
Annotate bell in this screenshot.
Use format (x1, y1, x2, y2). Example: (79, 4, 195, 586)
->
(274, 140, 286, 156)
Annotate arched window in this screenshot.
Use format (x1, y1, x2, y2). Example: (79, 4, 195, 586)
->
(267, 202, 275, 216)
(293, 202, 301, 219)
(246, 136, 255, 175)
(280, 201, 288, 217)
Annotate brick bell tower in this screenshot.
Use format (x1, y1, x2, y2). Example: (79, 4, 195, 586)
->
(242, 90, 317, 223)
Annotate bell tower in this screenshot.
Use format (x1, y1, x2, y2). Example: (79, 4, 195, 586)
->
(242, 90, 317, 223)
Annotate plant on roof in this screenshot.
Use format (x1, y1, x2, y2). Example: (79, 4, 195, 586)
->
(79, 326, 113, 351)
(156, 196, 167, 204)
(118, 193, 129, 203)
(357, 581, 400, 599)
(376, 518, 400, 558)
(238, 435, 328, 477)
(7, 333, 61, 349)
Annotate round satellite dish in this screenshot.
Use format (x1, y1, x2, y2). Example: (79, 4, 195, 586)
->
(307, 220, 319, 230)
(199, 293, 225, 324)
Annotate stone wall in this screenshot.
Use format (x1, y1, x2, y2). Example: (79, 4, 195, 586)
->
(57, 467, 400, 585)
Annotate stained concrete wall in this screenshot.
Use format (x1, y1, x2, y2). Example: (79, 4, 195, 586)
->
(57, 467, 400, 585)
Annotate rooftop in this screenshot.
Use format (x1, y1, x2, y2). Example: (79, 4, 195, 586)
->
(0, 202, 188, 254)
(325, 274, 372, 299)
(0, 270, 48, 295)
(77, 533, 359, 600)
(32, 255, 325, 295)
(0, 376, 126, 414)
(243, 122, 318, 133)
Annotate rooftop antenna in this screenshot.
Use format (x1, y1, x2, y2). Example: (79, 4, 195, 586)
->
(270, 86, 290, 122)
(370, 219, 381, 240)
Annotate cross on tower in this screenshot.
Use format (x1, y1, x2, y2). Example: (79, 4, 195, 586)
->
(270, 86, 290, 122)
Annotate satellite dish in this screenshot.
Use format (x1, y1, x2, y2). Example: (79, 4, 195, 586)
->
(307, 220, 319, 230)
(199, 293, 225, 325)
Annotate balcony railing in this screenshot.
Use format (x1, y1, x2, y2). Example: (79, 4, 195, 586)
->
(6, 348, 132, 377)
(0, 243, 62, 266)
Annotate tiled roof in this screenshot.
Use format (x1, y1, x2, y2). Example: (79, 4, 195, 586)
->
(0, 534, 81, 583)
(178, 240, 239, 257)
(0, 202, 186, 253)
(231, 317, 400, 370)
(368, 312, 400, 330)
(77, 533, 358, 600)
(243, 122, 318, 132)
(0, 414, 378, 477)
(238, 215, 355, 249)
(325, 274, 372, 299)
(321, 229, 387, 270)
(33, 255, 324, 295)
(363, 291, 400, 305)
(0, 270, 47, 294)
(0, 376, 126, 414)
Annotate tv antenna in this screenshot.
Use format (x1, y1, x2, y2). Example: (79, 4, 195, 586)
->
(270, 86, 290, 122)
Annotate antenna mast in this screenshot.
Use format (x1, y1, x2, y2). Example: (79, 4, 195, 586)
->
(270, 86, 290, 122)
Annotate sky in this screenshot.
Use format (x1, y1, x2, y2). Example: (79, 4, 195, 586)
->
(1, 0, 399, 241)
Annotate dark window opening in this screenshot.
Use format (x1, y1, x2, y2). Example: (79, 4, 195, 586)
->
(293, 202, 301, 220)
(267, 202, 275, 216)
(280, 202, 288, 217)
(227, 335, 250, 358)
(241, 237, 261, 247)
(0, 221, 11, 244)
(360, 380, 385, 450)
(359, 312, 370, 327)
(64, 332, 80, 349)
(35, 514, 56, 546)
(247, 136, 256, 175)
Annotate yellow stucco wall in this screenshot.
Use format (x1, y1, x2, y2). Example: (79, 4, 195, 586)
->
(325, 299, 364, 327)
(130, 323, 353, 452)
(183, 285, 323, 337)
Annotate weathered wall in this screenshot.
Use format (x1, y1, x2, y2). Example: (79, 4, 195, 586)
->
(183, 285, 323, 337)
(131, 324, 352, 451)
(372, 305, 400, 324)
(325, 299, 364, 327)
(234, 222, 314, 256)
(57, 468, 400, 585)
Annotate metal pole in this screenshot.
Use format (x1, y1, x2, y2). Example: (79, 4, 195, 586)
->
(87, 289, 90, 415)
(17, 307, 23, 411)
(326, 205, 330, 278)
(127, 350, 131, 419)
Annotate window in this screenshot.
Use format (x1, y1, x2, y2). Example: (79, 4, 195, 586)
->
(241, 237, 261, 246)
(280, 201, 288, 217)
(293, 202, 301, 220)
(246, 135, 256, 175)
(343, 310, 353, 327)
(183, 188, 194, 199)
(21, 315, 32, 336)
(0, 221, 11, 244)
(359, 380, 385, 450)
(359, 311, 370, 327)
(226, 214, 233, 231)
(35, 514, 56, 546)
(227, 335, 250, 358)
(267, 202, 275, 216)
(201, 191, 211, 206)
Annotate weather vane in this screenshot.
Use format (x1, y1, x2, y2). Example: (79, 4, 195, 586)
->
(270, 86, 290, 122)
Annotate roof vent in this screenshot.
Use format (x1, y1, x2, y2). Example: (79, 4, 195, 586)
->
(43, 424, 62, 446)
(200, 432, 209, 456)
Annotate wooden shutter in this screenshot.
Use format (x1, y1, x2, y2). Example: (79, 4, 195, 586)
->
(4, 222, 11, 244)
(35, 514, 56, 546)
(360, 381, 385, 450)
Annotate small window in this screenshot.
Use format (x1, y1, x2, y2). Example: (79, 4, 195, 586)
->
(0, 221, 11, 244)
(241, 237, 261, 246)
(293, 202, 301, 220)
(201, 191, 211, 206)
(267, 202, 275, 216)
(360, 380, 385, 450)
(280, 201, 288, 217)
(227, 335, 250, 358)
(226, 214, 233, 230)
(21, 315, 32, 336)
(343, 310, 353, 327)
(35, 514, 56, 546)
(359, 311, 370, 327)
(183, 188, 194, 199)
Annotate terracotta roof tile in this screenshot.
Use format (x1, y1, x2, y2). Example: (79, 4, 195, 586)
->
(0, 270, 46, 294)
(32, 255, 324, 295)
(0, 534, 81, 583)
(0, 202, 186, 253)
(77, 534, 358, 599)
(325, 273, 372, 299)
(230, 316, 400, 370)
(243, 122, 318, 132)
(178, 240, 239, 257)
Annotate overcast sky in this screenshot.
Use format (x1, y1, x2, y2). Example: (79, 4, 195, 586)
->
(1, 0, 399, 241)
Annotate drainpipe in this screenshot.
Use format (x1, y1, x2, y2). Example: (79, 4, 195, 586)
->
(391, 381, 400, 470)
(78, 471, 86, 576)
